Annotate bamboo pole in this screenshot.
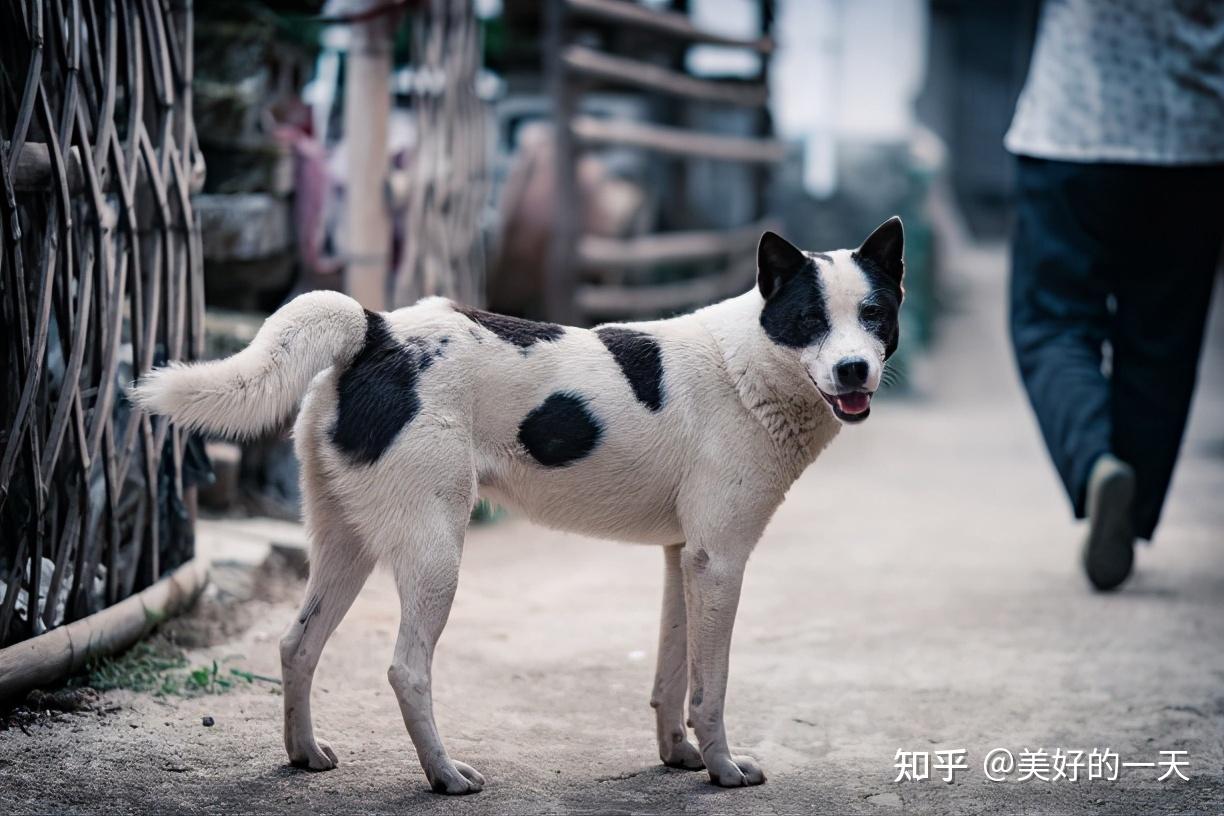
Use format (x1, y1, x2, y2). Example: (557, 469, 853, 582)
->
(0, 559, 209, 702)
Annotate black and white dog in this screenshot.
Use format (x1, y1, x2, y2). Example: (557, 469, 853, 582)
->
(135, 218, 904, 793)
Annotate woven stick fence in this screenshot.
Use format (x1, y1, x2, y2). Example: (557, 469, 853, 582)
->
(0, 0, 204, 647)
(391, 0, 490, 308)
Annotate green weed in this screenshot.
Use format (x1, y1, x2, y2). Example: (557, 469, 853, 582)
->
(82, 641, 279, 697)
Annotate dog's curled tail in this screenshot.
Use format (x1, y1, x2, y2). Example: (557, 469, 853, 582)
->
(131, 290, 368, 438)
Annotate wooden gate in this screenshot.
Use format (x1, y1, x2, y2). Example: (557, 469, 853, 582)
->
(545, 0, 780, 324)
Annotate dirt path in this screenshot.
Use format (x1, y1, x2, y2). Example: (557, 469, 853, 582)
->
(3, 247, 1223, 815)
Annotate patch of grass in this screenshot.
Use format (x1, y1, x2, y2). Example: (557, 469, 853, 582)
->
(84, 641, 190, 695)
(81, 640, 279, 698)
(184, 661, 281, 694)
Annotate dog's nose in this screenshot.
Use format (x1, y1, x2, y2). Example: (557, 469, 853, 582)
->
(834, 357, 870, 389)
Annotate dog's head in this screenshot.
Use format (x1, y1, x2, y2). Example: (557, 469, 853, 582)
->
(756, 218, 904, 424)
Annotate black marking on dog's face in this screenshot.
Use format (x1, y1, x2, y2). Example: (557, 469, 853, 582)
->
(852, 217, 905, 359)
(332, 311, 439, 465)
(518, 392, 603, 467)
(594, 326, 665, 412)
(856, 275, 902, 360)
(758, 232, 830, 349)
(454, 304, 564, 349)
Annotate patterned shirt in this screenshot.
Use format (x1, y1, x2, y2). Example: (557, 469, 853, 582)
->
(1005, 0, 1224, 164)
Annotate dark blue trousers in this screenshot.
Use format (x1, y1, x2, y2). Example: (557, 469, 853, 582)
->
(1009, 157, 1224, 540)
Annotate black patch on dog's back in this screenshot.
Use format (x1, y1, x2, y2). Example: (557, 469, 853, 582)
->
(594, 327, 665, 412)
(454, 304, 564, 349)
(332, 311, 437, 465)
(518, 392, 603, 467)
(759, 261, 831, 349)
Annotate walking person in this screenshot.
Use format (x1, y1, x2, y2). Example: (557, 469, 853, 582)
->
(1006, 0, 1224, 590)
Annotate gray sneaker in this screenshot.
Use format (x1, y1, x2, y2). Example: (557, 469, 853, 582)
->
(1081, 454, 1136, 591)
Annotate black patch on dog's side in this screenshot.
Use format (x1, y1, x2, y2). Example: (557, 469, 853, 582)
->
(332, 311, 437, 465)
(759, 260, 831, 349)
(518, 392, 603, 467)
(595, 327, 665, 412)
(454, 304, 564, 349)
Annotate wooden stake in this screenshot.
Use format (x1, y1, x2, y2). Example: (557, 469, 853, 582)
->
(342, 19, 393, 311)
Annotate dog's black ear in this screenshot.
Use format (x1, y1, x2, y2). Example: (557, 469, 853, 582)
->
(757, 231, 807, 300)
(855, 216, 905, 290)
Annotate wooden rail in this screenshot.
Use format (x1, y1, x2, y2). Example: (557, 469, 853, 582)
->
(577, 258, 757, 317)
(579, 219, 775, 271)
(562, 45, 768, 107)
(566, 0, 774, 53)
(571, 115, 787, 164)
(12, 141, 204, 195)
(11, 142, 86, 191)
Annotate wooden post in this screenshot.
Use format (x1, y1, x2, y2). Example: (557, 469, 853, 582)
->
(342, 18, 392, 311)
(545, 0, 579, 325)
(666, 0, 690, 231)
(754, 0, 776, 220)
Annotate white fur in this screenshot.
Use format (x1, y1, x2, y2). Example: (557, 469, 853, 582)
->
(135, 247, 893, 792)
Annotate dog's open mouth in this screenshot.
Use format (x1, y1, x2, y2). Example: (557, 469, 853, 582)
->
(819, 389, 873, 423)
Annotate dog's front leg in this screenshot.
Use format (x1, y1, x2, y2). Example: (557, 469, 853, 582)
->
(651, 544, 704, 770)
(680, 543, 766, 787)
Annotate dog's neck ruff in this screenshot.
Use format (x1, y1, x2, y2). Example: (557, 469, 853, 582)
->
(697, 290, 840, 477)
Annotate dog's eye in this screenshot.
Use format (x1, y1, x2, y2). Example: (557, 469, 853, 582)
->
(860, 304, 889, 323)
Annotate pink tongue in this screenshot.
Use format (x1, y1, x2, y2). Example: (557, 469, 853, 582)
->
(835, 392, 870, 415)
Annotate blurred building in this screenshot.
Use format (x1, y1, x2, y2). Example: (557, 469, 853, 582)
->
(917, 0, 1040, 238)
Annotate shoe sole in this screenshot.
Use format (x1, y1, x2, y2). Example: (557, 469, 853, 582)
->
(1082, 465, 1135, 592)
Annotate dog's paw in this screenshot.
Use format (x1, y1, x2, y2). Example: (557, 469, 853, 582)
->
(661, 738, 705, 770)
(427, 760, 485, 795)
(289, 738, 339, 771)
(706, 754, 766, 787)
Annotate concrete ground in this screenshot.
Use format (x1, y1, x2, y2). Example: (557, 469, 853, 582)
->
(3, 246, 1223, 815)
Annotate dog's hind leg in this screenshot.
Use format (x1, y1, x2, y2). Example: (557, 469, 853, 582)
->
(651, 544, 705, 770)
(279, 492, 375, 770)
(385, 499, 484, 795)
